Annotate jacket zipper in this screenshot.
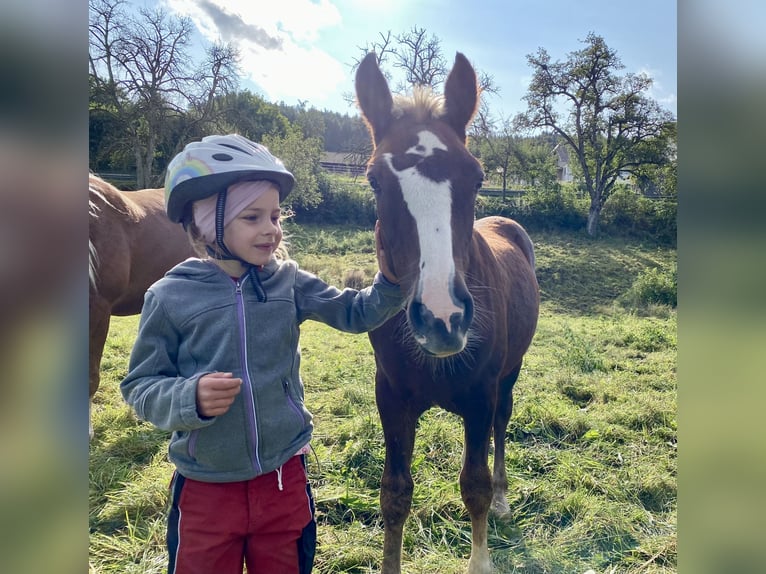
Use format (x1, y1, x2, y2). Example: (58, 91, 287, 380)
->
(235, 277, 262, 474)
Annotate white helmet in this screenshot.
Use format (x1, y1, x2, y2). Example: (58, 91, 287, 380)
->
(164, 134, 295, 223)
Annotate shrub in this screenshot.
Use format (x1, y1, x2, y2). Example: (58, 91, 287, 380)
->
(525, 183, 586, 231)
(622, 265, 677, 308)
(476, 184, 586, 233)
(601, 187, 677, 246)
(294, 175, 377, 226)
(475, 195, 524, 220)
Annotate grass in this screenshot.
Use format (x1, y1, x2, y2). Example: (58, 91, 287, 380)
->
(89, 225, 676, 573)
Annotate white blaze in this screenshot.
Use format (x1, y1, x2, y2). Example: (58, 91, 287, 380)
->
(383, 130, 461, 330)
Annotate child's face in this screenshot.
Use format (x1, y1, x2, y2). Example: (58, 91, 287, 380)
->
(223, 185, 282, 267)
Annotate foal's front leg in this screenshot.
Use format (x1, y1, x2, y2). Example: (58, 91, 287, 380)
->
(461, 407, 495, 574)
(376, 377, 421, 574)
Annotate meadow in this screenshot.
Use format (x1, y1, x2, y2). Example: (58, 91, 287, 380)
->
(89, 223, 676, 574)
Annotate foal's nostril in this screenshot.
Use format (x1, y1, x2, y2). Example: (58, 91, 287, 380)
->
(461, 295, 474, 329)
(410, 297, 471, 336)
(409, 300, 431, 331)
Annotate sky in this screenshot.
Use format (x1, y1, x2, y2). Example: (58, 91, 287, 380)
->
(134, 0, 677, 119)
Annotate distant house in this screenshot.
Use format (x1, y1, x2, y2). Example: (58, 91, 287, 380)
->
(552, 143, 574, 183)
(552, 143, 642, 191)
(320, 152, 367, 176)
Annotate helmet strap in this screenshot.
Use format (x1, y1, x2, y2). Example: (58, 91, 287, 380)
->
(214, 189, 236, 259)
(208, 189, 267, 302)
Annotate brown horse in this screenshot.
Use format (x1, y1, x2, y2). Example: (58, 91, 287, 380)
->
(88, 175, 194, 437)
(356, 53, 540, 573)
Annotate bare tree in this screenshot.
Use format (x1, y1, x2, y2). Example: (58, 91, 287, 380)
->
(352, 31, 396, 74)
(89, 0, 240, 187)
(471, 105, 517, 196)
(341, 27, 500, 172)
(390, 27, 447, 90)
(522, 33, 675, 235)
(352, 27, 497, 93)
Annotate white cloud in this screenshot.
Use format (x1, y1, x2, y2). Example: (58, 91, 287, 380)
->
(239, 41, 346, 104)
(638, 66, 677, 115)
(162, 0, 345, 106)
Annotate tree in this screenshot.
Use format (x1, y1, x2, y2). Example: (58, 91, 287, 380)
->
(347, 27, 498, 171)
(470, 108, 520, 197)
(515, 136, 562, 191)
(522, 33, 676, 236)
(632, 122, 677, 198)
(278, 102, 327, 142)
(89, 0, 240, 187)
(471, 109, 561, 199)
(216, 91, 290, 141)
(349, 27, 496, 101)
(263, 126, 324, 212)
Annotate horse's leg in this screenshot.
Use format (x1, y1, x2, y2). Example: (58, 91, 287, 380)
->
(461, 401, 495, 574)
(89, 297, 111, 439)
(376, 375, 422, 574)
(491, 363, 522, 517)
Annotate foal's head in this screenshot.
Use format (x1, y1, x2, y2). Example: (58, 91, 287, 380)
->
(356, 52, 484, 357)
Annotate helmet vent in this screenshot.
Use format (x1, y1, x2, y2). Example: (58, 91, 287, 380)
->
(212, 153, 234, 161)
(219, 143, 250, 154)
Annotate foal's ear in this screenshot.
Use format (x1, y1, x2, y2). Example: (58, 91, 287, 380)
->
(355, 52, 394, 145)
(443, 52, 479, 142)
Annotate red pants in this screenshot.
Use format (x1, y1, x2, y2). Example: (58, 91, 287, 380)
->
(167, 455, 316, 574)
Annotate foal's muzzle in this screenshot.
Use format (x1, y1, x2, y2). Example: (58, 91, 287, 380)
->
(407, 284, 474, 357)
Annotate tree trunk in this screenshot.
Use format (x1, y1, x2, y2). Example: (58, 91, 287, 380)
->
(134, 144, 145, 189)
(586, 200, 601, 236)
(501, 172, 507, 201)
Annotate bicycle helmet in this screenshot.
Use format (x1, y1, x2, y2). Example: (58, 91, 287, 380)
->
(164, 134, 295, 223)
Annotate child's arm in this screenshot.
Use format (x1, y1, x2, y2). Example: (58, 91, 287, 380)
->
(294, 223, 405, 333)
(295, 270, 404, 334)
(120, 291, 225, 431)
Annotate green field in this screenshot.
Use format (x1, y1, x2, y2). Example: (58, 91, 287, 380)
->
(89, 224, 676, 573)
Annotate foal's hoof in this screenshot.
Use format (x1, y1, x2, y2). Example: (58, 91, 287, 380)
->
(490, 496, 511, 518)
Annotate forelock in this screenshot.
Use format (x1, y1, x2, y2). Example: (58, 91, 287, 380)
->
(392, 86, 445, 122)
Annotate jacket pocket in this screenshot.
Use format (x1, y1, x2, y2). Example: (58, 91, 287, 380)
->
(283, 379, 308, 429)
(187, 429, 199, 460)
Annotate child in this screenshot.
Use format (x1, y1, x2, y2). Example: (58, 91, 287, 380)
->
(120, 134, 402, 574)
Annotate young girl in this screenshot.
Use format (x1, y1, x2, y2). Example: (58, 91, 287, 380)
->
(120, 134, 402, 574)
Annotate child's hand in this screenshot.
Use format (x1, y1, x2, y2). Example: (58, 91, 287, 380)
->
(375, 220, 399, 284)
(196, 372, 242, 417)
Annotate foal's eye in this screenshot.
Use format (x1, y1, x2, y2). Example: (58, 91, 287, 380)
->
(368, 175, 381, 195)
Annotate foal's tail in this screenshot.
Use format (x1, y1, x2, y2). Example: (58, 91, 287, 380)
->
(88, 236, 99, 291)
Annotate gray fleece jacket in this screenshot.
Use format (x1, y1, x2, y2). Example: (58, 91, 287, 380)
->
(120, 257, 403, 482)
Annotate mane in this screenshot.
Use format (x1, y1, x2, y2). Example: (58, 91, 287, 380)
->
(88, 174, 130, 290)
(392, 85, 445, 122)
(89, 173, 134, 216)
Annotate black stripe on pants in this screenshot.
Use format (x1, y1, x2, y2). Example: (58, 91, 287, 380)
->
(167, 472, 186, 574)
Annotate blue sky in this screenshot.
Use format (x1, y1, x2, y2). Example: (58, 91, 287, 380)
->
(137, 0, 677, 118)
